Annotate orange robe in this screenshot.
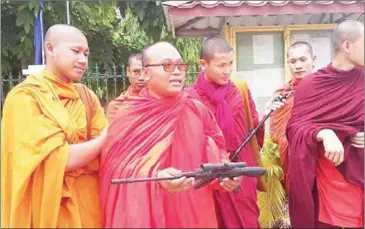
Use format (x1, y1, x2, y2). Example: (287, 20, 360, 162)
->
(1, 70, 108, 228)
(270, 79, 300, 191)
(99, 89, 229, 228)
(106, 86, 140, 122)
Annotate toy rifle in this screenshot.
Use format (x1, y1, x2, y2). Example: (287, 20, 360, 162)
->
(111, 85, 293, 191)
(111, 162, 266, 190)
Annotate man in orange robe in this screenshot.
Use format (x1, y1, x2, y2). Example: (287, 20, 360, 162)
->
(187, 36, 284, 228)
(1, 24, 108, 228)
(270, 41, 316, 191)
(99, 41, 243, 228)
(286, 20, 364, 228)
(106, 52, 145, 122)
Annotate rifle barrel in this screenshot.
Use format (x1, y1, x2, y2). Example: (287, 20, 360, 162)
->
(230, 112, 271, 162)
(111, 171, 196, 184)
(111, 176, 178, 184)
(230, 87, 295, 162)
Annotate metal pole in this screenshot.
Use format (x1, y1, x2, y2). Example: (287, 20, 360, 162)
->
(66, 1, 70, 25)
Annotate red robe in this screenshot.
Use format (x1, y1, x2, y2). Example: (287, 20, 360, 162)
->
(99, 89, 229, 228)
(106, 86, 140, 122)
(188, 78, 264, 228)
(286, 65, 364, 228)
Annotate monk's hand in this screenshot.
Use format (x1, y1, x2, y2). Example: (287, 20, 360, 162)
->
(220, 177, 242, 192)
(317, 129, 344, 166)
(157, 168, 195, 193)
(351, 132, 364, 148)
(263, 95, 286, 116)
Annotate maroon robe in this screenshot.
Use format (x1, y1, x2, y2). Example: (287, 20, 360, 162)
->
(188, 77, 265, 228)
(286, 65, 364, 228)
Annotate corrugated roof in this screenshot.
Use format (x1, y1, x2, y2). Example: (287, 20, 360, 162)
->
(163, 1, 360, 8)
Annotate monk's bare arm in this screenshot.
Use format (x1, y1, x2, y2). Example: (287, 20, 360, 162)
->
(316, 129, 336, 141)
(66, 88, 108, 172)
(66, 131, 106, 172)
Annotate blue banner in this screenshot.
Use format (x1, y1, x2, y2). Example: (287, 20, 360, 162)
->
(34, 0, 45, 65)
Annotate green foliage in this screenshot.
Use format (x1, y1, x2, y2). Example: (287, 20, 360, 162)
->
(1, 1, 121, 74)
(43, 1, 121, 72)
(115, 7, 151, 55)
(258, 135, 289, 229)
(1, 1, 35, 73)
(122, 1, 203, 71)
(1, 0, 202, 77)
(119, 1, 166, 42)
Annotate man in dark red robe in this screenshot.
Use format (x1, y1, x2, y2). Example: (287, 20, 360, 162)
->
(286, 20, 364, 228)
(187, 36, 284, 228)
(99, 41, 243, 228)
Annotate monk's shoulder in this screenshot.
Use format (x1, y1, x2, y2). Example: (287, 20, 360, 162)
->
(295, 73, 317, 91)
(5, 73, 47, 102)
(184, 86, 200, 99)
(185, 97, 214, 119)
(231, 78, 248, 90)
(231, 79, 249, 97)
(73, 83, 100, 102)
(3, 86, 41, 117)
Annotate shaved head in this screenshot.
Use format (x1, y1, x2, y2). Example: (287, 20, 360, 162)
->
(199, 36, 234, 86)
(288, 41, 313, 57)
(128, 52, 142, 67)
(45, 24, 86, 45)
(141, 41, 186, 98)
(331, 20, 364, 68)
(333, 20, 364, 52)
(200, 36, 233, 62)
(287, 41, 315, 79)
(142, 41, 180, 66)
(44, 24, 89, 82)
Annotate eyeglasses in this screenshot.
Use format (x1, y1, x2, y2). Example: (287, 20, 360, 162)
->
(144, 63, 189, 72)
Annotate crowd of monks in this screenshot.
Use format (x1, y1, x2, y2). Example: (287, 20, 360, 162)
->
(1, 19, 364, 228)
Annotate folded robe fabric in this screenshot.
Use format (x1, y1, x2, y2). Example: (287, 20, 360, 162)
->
(1, 70, 107, 228)
(286, 65, 364, 228)
(99, 89, 229, 228)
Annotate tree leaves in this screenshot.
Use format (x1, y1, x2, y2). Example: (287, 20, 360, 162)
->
(2, 1, 203, 78)
(28, 0, 38, 12)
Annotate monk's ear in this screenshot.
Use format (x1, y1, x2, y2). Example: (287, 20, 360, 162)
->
(199, 59, 208, 70)
(45, 42, 55, 55)
(126, 67, 130, 77)
(343, 40, 351, 53)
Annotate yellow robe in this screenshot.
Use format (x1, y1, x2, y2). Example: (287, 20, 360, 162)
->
(231, 78, 267, 192)
(1, 70, 108, 228)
